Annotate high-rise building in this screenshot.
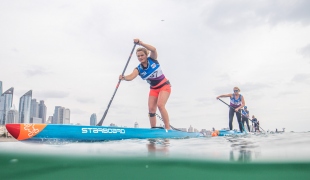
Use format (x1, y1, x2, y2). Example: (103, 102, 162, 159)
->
(38, 100, 47, 123)
(134, 122, 139, 128)
(30, 99, 47, 123)
(64, 108, 70, 124)
(30, 99, 39, 118)
(31, 117, 42, 123)
(53, 106, 70, 124)
(19, 90, 32, 123)
(52, 106, 62, 124)
(90, 113, 97, 126)
(188, 125, 194, 132)
(7, 108, 19, 124)
(47, 116, 53, 124)
(0, 81, 3, 95)
(0, 87, 14, 125)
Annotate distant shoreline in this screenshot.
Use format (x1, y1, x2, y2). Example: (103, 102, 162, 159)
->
(0, 137, 17, 142)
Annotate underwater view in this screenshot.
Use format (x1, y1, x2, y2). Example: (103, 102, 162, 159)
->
(1, 132, 310, 179)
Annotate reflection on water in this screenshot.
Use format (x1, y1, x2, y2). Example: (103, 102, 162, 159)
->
(0, 132, 310, 162)
(147, 139, 170, 157)
(226, 136, 260, 162)
(145, 134, 266, 163)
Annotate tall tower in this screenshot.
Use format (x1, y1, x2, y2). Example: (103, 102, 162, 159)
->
(38, 100, 47, 123)
(64, 108, 70, 124)
(19, 90, 32, 123)
(52, 106, 63, 124)
(30, 99, 39, 118)
(0, 87, 14, 125)
(90, 113, 97, 126)
(0, 81, 3, 95)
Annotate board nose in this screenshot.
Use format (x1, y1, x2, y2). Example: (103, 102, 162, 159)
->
(5, 124, 20, 139)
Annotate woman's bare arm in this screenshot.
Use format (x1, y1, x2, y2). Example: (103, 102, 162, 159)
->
(119, 68, 139, 81)
(216, 94, 232, 99)
(134, 39, 157, 60)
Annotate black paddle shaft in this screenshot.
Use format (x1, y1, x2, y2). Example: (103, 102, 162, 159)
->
(96, 43, 137, 126)
(155, 114, 181, 131)
(217, 98, 265, 132)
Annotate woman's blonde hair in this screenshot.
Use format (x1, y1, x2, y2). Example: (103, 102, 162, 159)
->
(136, 47, 149, 56)
(233, 87, 240, 92)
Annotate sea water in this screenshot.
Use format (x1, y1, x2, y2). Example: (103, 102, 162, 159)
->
(1, 132, 310, 179)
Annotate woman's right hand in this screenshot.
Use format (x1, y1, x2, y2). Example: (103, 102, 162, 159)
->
(119, 75, 124, 80)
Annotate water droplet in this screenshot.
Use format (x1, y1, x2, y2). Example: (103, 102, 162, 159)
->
(10, 159, 18, 163)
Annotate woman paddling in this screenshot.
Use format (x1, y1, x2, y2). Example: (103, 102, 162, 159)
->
(216, 87, 245, 132)
(119, 39, 171, 130)
(242, 106, 251, 132)
(252, 115, 259, 132)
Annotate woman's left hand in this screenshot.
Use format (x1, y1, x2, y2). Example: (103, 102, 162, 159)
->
(134, 38, 141, 45)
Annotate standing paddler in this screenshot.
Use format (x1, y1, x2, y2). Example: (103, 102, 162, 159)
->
(119, 39, 172, 130)
(252, 115, 259, 132)
(241, 106, 251, 132)
(216, 87, 245, 132)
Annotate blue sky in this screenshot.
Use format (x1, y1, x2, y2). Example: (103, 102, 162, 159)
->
(0, 0, 310, 132)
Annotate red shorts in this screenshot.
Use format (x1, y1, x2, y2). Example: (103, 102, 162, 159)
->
(149, 84, 171, 97)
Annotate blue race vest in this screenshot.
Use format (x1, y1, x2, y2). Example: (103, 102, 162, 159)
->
(137, 57, 165, 86)
(241, 109, 249, 117)
(230, 94, 242, 108)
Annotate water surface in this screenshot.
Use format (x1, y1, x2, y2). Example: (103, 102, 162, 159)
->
(1, 132, 309, 179)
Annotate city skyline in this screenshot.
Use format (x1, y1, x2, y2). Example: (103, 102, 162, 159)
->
(0, 83, 271, 131)
(1, 81, 200, 129)
(0, 82, 66, 125)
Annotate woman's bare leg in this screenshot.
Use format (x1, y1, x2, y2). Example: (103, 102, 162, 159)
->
(157, 90, 170, 130)
(148, 96, 158, 127)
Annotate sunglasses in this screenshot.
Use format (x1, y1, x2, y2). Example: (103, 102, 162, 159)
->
(233, 90, 239, 92)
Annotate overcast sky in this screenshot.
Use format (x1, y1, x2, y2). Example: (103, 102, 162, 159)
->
(1, 0, 310, 132)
